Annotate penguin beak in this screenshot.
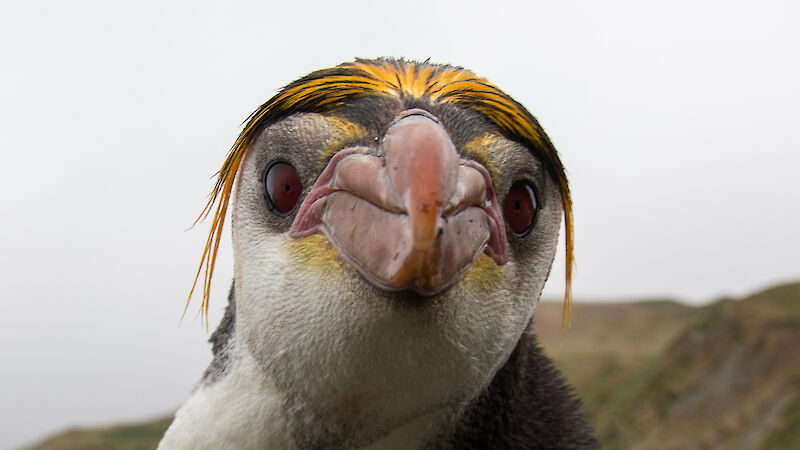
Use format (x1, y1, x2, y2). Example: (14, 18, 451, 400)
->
(290, 109, 508, 295)
(382, 110, 464, 291)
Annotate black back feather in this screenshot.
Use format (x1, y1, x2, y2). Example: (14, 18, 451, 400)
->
(448, 331, 599, 449)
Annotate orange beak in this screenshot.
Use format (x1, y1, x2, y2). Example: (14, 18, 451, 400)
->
(382, 110, 459, 291)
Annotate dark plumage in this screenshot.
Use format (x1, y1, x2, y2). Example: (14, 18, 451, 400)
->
(449, 332, 598, 449)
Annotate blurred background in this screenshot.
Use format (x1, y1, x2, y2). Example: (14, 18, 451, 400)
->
(1, 0, 798, 448)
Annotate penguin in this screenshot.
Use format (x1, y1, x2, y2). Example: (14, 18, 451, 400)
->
(159, 59, 598, 449)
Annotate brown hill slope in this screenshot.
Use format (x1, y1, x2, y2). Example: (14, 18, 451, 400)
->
(25, 417, 172, 450)
(27, 282, 800, 449)
(535, 282, 800, 450)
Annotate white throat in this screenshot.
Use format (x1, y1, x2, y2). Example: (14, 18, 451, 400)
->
(159, 330, 465, 450)
(227, 235, 520, 448)
(158, 345, 292, 449)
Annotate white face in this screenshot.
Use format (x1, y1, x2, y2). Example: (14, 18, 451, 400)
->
(230, 111, 563, 446)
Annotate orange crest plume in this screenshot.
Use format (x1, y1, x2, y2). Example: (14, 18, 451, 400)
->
(187, 59, 574, 330)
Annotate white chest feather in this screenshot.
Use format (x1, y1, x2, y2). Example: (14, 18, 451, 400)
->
(226, 232, 529, 447)
(159, 338, 459, 450)
(158, 349, 291, 450)
(159, 233, 533, 448)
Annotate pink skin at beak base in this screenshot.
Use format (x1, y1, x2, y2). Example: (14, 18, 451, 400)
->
(289, 110, 508, 295)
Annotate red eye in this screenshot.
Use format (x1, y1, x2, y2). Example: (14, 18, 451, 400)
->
(504, 181, 537, 235)
(265, 162, 302, 214)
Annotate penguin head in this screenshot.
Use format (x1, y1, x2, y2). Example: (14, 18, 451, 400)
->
(192, 59, 573, 441)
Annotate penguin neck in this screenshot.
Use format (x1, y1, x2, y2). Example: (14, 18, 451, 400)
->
(158, 344, 293, 449)
(229, 315, 464, 448)
(223, 251, 522, 446)
(162, 283, 469, 449)
(163, 338, 457, 449)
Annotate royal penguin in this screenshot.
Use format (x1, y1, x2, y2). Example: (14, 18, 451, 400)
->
(159, 58, 598, 449)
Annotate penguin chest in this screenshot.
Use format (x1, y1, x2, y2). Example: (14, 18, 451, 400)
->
(158, 349, 291, 449)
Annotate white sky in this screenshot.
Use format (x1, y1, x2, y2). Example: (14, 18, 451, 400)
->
(1, 0, 798, 447)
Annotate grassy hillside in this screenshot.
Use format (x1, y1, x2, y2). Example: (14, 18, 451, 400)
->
(25, 417, 172, 450)
(26, 282, 800, 449)
(535, 281, 800, 450)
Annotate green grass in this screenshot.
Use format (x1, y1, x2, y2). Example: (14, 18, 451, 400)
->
(25, 417, 172, 450)
(765, 377, 800, 449)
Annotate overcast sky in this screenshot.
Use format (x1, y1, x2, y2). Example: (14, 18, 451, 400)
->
(1, 0, 798, 448)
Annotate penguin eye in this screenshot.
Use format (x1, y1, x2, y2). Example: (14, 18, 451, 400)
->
(265, 162, 302, 214)
(504, 181, 537, 236)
